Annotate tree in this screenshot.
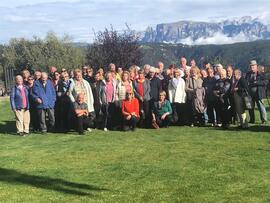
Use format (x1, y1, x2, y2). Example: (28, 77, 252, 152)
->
(1, 32, 85, 73)
(86, 26, 143, 70)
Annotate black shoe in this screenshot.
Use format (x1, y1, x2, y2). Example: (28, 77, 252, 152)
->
(249, 121, 255, 124)
(123, 126, 130, 132)
(17, 132, 24, 136)
(131, 126, 136, 131)
(222, 124, 230, 129)
(78, 132, 85, 135)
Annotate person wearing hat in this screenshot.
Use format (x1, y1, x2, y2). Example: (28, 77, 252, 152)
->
(246, 60, 268, 124)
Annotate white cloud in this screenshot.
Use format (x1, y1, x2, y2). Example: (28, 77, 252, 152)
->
(0, 0, 270, 43)
(179, 32, 260, 45)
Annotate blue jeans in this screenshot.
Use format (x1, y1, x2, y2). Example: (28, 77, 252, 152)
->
(249, 99, 267, 122)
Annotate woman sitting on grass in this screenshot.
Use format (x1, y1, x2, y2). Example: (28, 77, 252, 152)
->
(121, 91, 140, 131)
(73, 93, 92, 135)
(152, 91, 173, 129)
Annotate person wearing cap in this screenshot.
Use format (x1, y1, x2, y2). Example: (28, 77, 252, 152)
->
(10, 75, 30, 136)
(246, 60, 268, 124)
(121, 91, 140, 131)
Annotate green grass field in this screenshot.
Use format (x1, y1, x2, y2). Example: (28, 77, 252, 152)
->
(0, 99, 269, 203)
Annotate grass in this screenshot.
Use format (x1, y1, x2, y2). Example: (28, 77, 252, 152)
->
(0, 98, 269, 202)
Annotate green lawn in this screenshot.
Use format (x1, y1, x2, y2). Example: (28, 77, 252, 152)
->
(0, 99, 269, 203)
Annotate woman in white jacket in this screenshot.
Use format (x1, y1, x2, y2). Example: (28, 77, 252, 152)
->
(116, 71, 133, 103)
(168, 68, 186, 125)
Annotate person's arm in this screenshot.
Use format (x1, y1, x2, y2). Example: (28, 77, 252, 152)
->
(133, 99, 140, 117)
(151, 103, 156, 121)
(256, 74, 269, 86)
(220, 80, 231, 94)
(161, 101, 172, 119)
(86, 80, 94, 112)
(185, 79, 193, 93)
(152, 112, 156, 121)
(132, 81, 140, 100)
(144, 79, 151, 100)
(68, 80, 75, 103)
(122, 101, 131, 117)
(32, 82, 42, 104)
(75, 109, 88, 117)
(10, 87, 16, 111)
(50, 80, 56, 104)
(167, 100, 173, 115)
(157, 78, 162, 91)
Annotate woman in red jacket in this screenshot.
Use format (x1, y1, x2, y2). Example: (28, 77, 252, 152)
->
(122, 91, 140, 131)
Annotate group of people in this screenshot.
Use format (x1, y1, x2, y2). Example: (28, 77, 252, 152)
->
(10, 57, 269, 136)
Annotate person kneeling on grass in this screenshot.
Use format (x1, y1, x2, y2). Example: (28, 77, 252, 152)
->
(73, 93, 92, 135)
(152, 91, 173, 129)
(122, 91, 140, 131)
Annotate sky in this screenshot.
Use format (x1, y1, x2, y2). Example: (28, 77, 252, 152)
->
(0, 0, 270, 43)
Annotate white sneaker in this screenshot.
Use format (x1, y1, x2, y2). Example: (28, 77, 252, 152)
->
(87, 128, 92, 132)
(104, 128, 108, 132)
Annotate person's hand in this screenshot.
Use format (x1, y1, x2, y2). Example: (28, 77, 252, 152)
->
(131, 112, 136, 116)
(140, 96, 143, 101)
(234, 88, 238, 91)
(161, 114, 167, 120)
(213, 90, 219, 97)
(126, 115, 132, 120)
(36, 98, 42, 104)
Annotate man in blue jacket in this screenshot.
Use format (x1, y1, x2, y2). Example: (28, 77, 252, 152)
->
(32, 72, 56, 133)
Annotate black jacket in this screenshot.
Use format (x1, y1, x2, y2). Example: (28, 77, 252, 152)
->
(234, 77, 248, 97)
(246, 71, 268, 100)
(150, 77, 162, 102)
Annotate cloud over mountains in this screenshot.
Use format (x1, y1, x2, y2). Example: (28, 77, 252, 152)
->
(0, 0, 269, 44)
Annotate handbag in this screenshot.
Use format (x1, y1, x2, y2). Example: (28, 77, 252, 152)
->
(243, 90, 253, 110)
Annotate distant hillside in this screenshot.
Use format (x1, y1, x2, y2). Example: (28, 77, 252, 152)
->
(140, 16, 270, 45)
(140, 40, 270, 72)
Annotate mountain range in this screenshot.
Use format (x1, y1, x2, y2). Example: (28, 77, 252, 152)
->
(140, 16, 270, 45)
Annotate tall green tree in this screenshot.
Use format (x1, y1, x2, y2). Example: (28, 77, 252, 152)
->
(1, 32, 85, 73)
